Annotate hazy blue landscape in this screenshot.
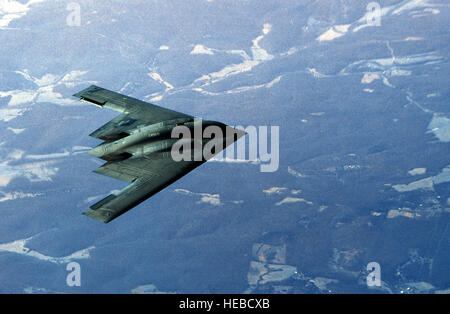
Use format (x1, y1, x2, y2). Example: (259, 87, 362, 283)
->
(0, 0, 448, 293)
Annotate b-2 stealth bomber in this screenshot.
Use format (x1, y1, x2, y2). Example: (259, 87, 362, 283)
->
(73, 85, 245, 223)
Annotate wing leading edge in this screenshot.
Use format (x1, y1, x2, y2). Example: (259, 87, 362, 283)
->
(74, 85, 193, 141)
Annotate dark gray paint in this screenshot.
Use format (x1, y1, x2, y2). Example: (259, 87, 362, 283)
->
(73, 85, 245, 223)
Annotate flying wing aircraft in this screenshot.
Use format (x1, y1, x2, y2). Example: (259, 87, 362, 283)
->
(73, 85, 246, 223)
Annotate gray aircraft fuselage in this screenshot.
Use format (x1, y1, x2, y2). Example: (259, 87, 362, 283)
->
(88, 118, 235, 162)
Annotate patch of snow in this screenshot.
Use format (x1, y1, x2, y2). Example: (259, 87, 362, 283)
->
(190, 44, 214, 55)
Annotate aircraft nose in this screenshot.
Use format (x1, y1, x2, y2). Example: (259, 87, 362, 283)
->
(224, 126, 247, 141)
(235, 128, 247, 139)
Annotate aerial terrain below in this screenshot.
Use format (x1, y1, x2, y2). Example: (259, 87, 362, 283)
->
(0, 0, 448, 293)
